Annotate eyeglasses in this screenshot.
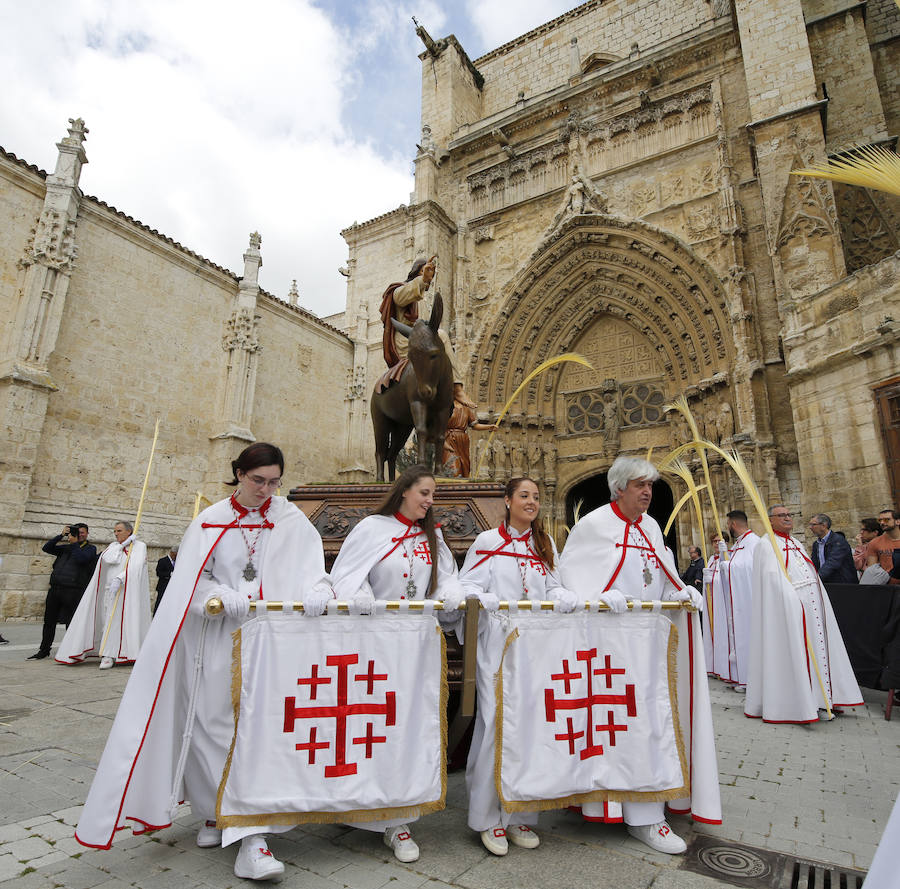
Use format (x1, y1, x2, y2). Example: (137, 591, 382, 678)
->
(245, 474, 281, 489)
(770, 513, 793, 519)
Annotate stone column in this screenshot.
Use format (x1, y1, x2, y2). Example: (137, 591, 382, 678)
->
(340, 293, 372, 482)
(0, 118, 87, 534)
(205, 233, 262, 493)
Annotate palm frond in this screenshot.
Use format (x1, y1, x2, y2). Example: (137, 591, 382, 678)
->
(792, 144, 900, 197)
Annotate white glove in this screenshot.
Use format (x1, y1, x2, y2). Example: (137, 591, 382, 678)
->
(303, 584, 334, 617)
(441, 585, 464, 611)
(215, 587, 250, 621)
(474, 591, 500, 612)
(553, 587, 579, 613)
(122, 534, 136, 547)
(349, 590, 376, 615)
(702, 566, 715, 585)
(599, 588, 628, 614)
(105, 574, 124, 597)
(665, 586, 703, 610)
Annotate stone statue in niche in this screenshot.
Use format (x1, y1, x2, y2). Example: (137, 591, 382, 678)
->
(602, 391, 620, 452)
(716, 400, 734, 442)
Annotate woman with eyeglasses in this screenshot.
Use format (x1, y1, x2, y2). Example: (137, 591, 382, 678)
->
(457, 476, 578, 856)
(74, 442, 333, 882)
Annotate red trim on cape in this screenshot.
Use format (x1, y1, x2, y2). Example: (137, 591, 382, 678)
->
(96, 522, 233, 849)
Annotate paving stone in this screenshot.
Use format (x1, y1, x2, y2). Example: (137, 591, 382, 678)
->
(0, 854, 22, 883)
(1, 836, 54, 861)
(0, 825, 28, 844)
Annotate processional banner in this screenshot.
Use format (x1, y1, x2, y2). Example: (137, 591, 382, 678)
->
(217, 612, 446, 827)
(492, 610, 688, 810)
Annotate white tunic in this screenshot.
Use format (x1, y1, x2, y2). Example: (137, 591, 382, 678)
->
(745, 533, 863, 723)
(331, 513, 463, 602)
(74, 495, 330, 850)
(329, 511, 463, 833)
(704, 532, 759, 686)
(56, 539, 150, 665)
(559, 502, 722, 826)
(459, 525, 576, 831)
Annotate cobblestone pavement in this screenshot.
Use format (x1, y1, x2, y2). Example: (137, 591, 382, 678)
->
(0, 621, 896, 889)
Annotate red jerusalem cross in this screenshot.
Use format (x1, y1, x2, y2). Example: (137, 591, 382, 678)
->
(544, 647, 636, 760)
(284, 653, 396, 777)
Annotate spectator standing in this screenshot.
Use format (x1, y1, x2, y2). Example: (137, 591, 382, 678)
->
(680, 545, 704, 592)
(809, 514, 858, 584)
(28, 524, 97, 660)
(153, 547, 177, 615)
(866, 509, 900, 584)
(853, 519, 881, 575)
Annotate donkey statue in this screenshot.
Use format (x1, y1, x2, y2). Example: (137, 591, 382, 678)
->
(370, 293, 453, 482)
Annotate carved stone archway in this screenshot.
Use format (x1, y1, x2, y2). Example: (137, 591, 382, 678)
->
(471, 214, 734, 417)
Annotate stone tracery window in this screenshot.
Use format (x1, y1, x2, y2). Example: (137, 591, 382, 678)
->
(621, 382, 666, 425)
(565, 391, 604, 433)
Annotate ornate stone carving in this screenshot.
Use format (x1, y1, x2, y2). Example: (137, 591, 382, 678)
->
(620, 381, 666, 426)
(433, 505, 480, 538)
(834, 183, 900, 274)
(222, 307, 261, 353)
(314, 506, 370, 538)
(20, 210, 78, 271)
(346, 366, 366, 399)
(466, 86, 713, 220)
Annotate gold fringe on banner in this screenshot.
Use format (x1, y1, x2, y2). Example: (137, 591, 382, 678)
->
(494, 616, 689, 813)
(216, 618, 447, 828)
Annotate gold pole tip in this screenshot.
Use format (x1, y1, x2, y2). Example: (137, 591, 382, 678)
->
(206, 597, 224, 616)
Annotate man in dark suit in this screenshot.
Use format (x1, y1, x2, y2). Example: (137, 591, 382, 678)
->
(680, 545, 704, 591)
(809, 514, 857, 584)
(29, 523, 98, 659)
(153, 547, 177, 615)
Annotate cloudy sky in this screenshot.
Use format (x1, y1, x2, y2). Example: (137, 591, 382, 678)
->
(0, 0, 580, 317)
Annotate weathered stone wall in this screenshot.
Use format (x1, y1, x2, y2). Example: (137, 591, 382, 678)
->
(784, 252, 900, 529)
(0, 149, 352, 618)
(473, 0, 717, 118)
(807, 9, 888, 151)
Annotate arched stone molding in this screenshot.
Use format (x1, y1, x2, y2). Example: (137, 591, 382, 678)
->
(471, 214, 734, 415)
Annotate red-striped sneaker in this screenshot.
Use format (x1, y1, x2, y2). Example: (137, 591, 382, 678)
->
(507, 824, 540, 849)
(480, 825, 508, 856)
(384, 825, 419, 862)
(627, 821, 687, 854)
(234, 835, 284, 881)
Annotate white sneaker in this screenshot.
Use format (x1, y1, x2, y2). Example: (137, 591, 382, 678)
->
(384, 825, 419, 863)
(480, 825, 508, 856)
(196, 821, 222, 848)
(234, 836, 285, 881)
(507, 823, 540, 849)
(627, 821, 687, 854)
(99, 657, 115, 670)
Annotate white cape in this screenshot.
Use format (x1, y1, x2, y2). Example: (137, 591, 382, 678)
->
(74, 496, 329, 849)
(745, 534, 863, 723)
(705, 533, 758, 685)
(56, 539, 150, 664)
(560, 504, 721, 824)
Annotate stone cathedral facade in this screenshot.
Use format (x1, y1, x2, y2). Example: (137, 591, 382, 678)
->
(1, 0, 900, 616)
(341, 0, 900, 536)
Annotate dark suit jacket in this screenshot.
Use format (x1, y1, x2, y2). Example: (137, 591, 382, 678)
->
(155, 555, 175, 594)
(812, 532, 858, 584)
(681, 558, 704, 591)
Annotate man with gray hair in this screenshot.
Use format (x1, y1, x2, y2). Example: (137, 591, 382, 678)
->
(56, 520, 151, 669)
(808, 514, 857, 584)
(560, 455, 718, 853)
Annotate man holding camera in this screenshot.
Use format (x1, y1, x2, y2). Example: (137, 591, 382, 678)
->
(28, 524, 97, 660)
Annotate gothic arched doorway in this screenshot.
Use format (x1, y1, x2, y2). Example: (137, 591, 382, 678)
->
(565, 473, 679, 569)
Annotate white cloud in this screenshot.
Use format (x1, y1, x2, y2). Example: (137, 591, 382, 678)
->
(0, 0, 412, 316)
(465, 0, 580, 51)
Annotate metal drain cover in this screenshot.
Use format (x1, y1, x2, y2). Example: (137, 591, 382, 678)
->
(682, 836, 866, 888)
